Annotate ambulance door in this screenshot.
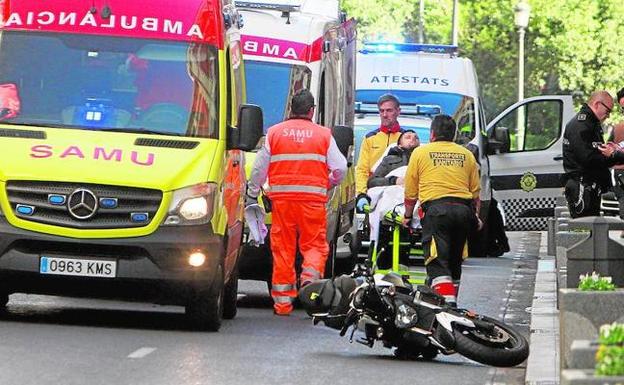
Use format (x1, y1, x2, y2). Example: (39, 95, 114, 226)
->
(486, 95, 574, 231)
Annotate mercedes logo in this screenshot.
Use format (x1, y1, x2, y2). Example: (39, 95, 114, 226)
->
(67, 189, 98, 220)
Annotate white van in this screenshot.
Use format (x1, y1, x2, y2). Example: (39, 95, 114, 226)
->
(236, 0, 358, 280)
(355, 42, 575, 247)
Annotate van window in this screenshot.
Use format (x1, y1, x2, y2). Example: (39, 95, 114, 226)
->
(356, 89, 476, 143)
(492, 100, 562, 152)
(0, 31, 219, 138)
(244, 60, 311, 133)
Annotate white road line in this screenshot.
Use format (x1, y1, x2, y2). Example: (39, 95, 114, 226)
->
(127, 347, 157, 359)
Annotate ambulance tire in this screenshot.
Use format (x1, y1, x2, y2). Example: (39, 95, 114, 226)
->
(186, 263, 224, 332)
(222, 264, 239, 320)
(324, 219, 356, 278)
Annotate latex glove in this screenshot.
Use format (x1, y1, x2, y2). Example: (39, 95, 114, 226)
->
(356, 195, 371, 213)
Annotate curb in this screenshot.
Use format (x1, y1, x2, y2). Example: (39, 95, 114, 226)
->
(525, 232, 559, 385)
(525, 231, 559, 385)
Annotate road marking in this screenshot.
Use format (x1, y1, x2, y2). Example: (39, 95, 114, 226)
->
(128, 347, 157, 359)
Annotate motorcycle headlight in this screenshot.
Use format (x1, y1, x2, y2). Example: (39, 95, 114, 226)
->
(395, 303, 419, 328)
(163, 183, 217, 226)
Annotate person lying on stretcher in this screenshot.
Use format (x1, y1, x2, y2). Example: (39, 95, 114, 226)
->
(365, 130, 420, 242)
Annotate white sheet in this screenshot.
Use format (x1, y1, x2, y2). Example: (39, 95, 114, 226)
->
(367, 166, 420, 242)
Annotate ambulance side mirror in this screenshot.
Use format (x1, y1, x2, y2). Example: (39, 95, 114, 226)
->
(487, 126, 511, 155)
(230, 104, 263, 151)
(332, 125, 354, 166)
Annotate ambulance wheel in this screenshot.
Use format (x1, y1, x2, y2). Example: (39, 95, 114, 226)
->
(186, 263, 224, 332)
(223, 265, 239, 320)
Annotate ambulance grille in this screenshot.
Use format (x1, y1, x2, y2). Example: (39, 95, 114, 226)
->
(134, 138, 199, 149)
(6, 181, 163, 229)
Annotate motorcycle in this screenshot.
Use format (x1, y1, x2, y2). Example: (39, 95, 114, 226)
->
(298, 260, 529, 367)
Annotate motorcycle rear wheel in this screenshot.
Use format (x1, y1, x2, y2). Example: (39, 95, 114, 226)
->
(453, 315, 529, 367)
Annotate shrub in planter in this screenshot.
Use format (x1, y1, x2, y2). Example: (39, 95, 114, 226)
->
(559, 274, 624, 370)
(595, 323, 624, 376)
(595, 346, 624, 376)
(599, 323, 624, 346)
(579, 272, 616, 291)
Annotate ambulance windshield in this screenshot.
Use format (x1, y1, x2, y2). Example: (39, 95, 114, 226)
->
(244, 60, 312, 134)
(0, 31, 219, 138)
(356, 89, 476, 144)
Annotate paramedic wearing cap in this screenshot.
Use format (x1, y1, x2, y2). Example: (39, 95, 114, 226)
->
(355, 94, 404, 211)
(246, 89, 347, 316)
(402, 115, 480, 307)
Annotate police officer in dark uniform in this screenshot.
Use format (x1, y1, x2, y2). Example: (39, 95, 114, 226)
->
(563, 91, 617, 217)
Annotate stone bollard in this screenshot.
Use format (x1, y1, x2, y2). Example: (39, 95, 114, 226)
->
(568, 340, 600, 369)
(547, 217, 556, 256)
(567, 216, 624, 288)
(555, 230, 589, 292)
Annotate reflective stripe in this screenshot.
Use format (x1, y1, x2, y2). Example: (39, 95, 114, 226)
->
(271, 185, 327, 194)
(272, 283, 295, 292)
(270, 153, 327, 163)
(301, 267, 321, 280)
(431, 275, 453, 287)
(272, 295, 293, 304)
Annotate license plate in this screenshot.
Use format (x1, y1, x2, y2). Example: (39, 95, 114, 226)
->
(40, 256, 117, 278)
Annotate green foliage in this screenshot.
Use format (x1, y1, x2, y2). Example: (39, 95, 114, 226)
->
(599, 323, 624, 346)
(595, 345, 624, 376)
(578, 272, 616, 291)
(340, 0, 624, 119)
(596, 323, 624, 376)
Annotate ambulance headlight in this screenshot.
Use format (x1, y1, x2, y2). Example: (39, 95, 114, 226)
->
(163, 183, 217, 225)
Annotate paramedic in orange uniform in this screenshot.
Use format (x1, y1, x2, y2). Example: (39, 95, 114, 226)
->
(246, 89, 347, 316)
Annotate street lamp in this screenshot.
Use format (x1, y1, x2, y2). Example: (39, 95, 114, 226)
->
(514, 0, 530, 151)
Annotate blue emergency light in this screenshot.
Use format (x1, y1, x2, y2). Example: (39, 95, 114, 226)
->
(360, 42, 458, 55)
(73, 98, 115, 129)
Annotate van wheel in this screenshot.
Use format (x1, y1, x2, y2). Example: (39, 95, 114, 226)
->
(186, 263, 224, 331)
(223, 265, 239, 320)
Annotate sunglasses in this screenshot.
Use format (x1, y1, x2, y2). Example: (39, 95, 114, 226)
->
(598, 101, 612, 115)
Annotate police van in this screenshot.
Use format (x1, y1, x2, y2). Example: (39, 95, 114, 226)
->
(236, 0, 358, 281)
(355, 42, 575, 245)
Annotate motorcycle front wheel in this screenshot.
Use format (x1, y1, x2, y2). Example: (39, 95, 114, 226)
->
(453, 315, 529, 367)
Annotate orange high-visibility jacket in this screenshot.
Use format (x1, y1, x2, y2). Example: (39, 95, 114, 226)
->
(267, 118, 332, 202)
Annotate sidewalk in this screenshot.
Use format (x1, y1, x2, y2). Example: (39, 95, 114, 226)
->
(525, 231, 559, 385)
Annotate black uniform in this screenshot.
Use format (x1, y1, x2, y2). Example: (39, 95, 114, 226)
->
(562, 104, 621, 217)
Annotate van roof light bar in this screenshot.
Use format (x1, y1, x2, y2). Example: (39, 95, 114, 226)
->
(234, 1, 301, 13)
(355, 102, 442, 116)
(360, 42, 458, 55)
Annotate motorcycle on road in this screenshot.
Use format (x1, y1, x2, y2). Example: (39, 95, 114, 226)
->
(298, 261, 529, 367)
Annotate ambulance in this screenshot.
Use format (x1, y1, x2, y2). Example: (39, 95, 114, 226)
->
(0, 0, 263, 331)
(236, 0, 358, 282)
(356, 42, 575, 247)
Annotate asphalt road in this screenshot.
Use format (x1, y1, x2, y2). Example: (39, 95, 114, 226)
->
(0, 232, 539, 385)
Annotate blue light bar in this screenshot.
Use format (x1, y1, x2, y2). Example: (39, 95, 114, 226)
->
(360, 42, 458, 55)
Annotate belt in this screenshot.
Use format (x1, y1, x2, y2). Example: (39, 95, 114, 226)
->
(421, 197, 472, 211)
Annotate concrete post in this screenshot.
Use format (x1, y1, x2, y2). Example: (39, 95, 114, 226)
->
(567, 216, 624, 287)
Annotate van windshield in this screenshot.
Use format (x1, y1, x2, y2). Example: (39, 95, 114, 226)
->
(244, 60, 311, 134)
(356, 89, 476, 144)
(0, 31, 219, 138)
